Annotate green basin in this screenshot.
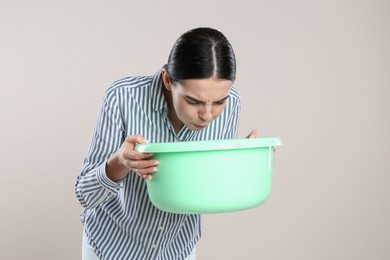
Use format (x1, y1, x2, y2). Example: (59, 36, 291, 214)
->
(135, 137, 282, 214)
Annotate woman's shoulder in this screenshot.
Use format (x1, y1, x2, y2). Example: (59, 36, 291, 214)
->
(229, 86, 241, 101)
(109, 75, 153, 92)
(100, 75, 154, 104)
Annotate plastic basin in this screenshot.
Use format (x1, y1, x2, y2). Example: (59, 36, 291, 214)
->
(135, 137, 282, 214)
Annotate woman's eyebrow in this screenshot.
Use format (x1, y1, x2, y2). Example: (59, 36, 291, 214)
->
(185, 95, 229, 103)
(216, 96, 230, 102)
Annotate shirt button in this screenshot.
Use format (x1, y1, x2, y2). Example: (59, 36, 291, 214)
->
(158, 226, 163, 231)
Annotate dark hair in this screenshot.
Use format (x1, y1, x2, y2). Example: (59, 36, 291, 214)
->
(166, 27, 236, 84)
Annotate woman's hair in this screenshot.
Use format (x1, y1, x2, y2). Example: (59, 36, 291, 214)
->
(166, 27, 236, 84)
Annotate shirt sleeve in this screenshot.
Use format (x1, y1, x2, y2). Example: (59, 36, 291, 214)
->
(75, 87, 125, 210)
(223, 89, 241, 139)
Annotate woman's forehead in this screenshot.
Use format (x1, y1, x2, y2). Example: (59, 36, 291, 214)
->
(176, 78, 232, 99)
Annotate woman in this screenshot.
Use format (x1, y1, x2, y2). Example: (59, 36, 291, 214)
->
(75, 27, 259, 260)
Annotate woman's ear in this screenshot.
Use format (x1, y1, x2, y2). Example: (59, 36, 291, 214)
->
(162, 68, 172, 91)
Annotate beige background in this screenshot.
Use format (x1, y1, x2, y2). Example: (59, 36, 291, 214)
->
(1, 0, 389, 259)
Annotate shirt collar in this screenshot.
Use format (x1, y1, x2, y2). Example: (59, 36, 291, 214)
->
(150, 68, 167, 111)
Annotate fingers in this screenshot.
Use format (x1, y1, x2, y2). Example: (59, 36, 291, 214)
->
(115, 134, 159, 180)
(246, 129, 260, 138)
(123, 148, 154, 161)
(124, 134, 149, 148)
(122, 137, 159, 179)
(128, 158, 160, 170)
(133, 167, 157, 180)
(132, 159, 159, 180)
(122, 134, 154, 161)
(122, 150, 159, 179)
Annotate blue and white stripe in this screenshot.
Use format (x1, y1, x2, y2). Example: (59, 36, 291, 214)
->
(75, 69, 241, 260)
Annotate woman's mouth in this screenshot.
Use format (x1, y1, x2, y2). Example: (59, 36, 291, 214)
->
(193, 123, 207, 129)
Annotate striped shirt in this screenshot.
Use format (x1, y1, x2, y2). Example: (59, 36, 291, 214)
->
(75, 68, 241, 260)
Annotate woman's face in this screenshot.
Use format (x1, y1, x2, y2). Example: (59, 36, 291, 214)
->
(163, 71, 232, 131)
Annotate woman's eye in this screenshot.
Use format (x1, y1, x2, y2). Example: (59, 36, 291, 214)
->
(186, 100, 199, 105)
(185, 99, 226, 105)
(214, 101, 226, 105)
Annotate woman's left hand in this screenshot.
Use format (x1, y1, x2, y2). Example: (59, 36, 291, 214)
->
(246, 129, 276, 154)
(246, 129, 260, 138)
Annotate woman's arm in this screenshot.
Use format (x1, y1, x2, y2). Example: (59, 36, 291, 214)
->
(75, 88, 124, 209)
(223, 87, 241, 139)
(75, 87, 159, 210)
(223, 87, 260, 139)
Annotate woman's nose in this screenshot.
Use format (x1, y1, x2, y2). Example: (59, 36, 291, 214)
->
(199, 105, 213, 121)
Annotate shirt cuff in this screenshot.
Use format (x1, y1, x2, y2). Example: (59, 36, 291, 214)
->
(96, 162, 123, 193)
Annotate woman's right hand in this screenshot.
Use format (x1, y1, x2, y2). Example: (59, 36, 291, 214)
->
(106, 135, 159, 181)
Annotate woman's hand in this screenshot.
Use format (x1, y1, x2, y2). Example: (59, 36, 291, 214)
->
(246, 129, 260, 138)
(106, 135, 159, 181)
(246, 129, 277, 154)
